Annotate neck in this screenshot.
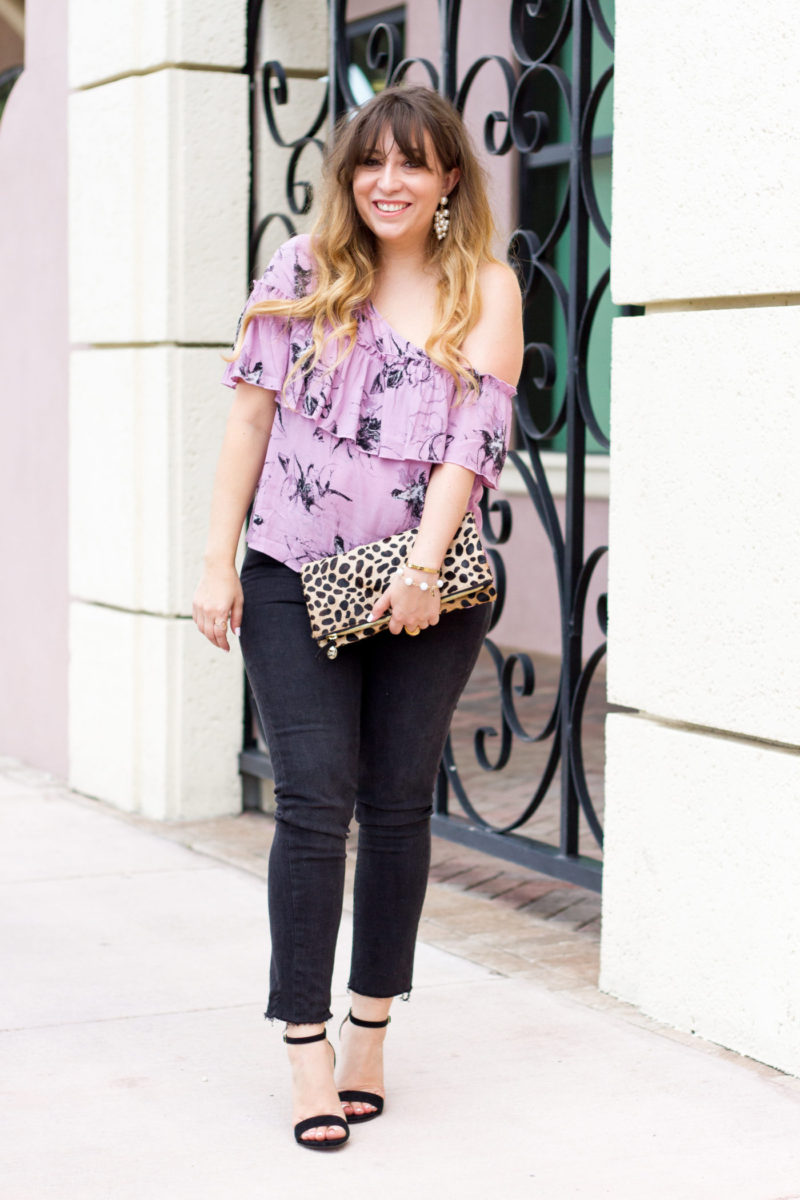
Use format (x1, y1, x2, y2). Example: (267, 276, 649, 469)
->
(376, 237, 433, 278)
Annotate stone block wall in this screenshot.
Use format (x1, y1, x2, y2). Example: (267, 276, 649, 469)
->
(67, 0, 250, 818)
(601, 0, 800, 1076)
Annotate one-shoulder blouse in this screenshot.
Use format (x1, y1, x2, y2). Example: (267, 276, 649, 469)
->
(221, 234, 516, 571)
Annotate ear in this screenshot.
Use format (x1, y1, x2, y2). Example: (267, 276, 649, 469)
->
(443, 166, 461, 196)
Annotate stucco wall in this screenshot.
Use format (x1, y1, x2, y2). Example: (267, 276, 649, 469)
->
(67, 0, 250, 818)
(0, 0, 69, 776)
(601, 0, 800, 1075)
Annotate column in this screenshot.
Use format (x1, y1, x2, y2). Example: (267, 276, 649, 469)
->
(601, 1, 800, 1074)
(67, 0, 249, 818)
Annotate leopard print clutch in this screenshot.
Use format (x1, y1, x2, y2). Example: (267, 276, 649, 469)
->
(300, 512, 496, 659)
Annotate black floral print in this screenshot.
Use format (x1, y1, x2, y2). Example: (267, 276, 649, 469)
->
(391, 468, 430, 521)
(478, 424, 508, 475)
(293, 260, 313, 298)
(278, 454, 353, 513)
(368, 353, 433, 395)
(220, 234, 516, 571)
(417, 429, 454, 463)
(357, 412, 382, 454)
(231, 305, 245, 351)
(289, 338, 337, 421)
(236, 356, 263, 385)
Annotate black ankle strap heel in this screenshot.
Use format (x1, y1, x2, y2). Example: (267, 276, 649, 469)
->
(345, 1011, 391, 1030)
(337, 1009, 390, 1124)
(284, 1029, 329, 1045)
(284, 1028, 349, 1151)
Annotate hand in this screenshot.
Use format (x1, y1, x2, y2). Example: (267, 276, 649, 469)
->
(370, 569, 441, 636)
(192, 563, 244, 652)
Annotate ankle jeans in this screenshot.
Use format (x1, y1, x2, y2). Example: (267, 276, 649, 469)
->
(238, 546, 491, 1024)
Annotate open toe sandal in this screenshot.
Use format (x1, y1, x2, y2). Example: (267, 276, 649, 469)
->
(337, 1010, 391, 1124)
(284, 1029, 350, 1151)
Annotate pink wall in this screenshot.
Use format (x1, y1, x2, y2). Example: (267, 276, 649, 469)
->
(0, 0, 69, 775)
(492, 495, 609, 657)
(0, 19, 23, 74)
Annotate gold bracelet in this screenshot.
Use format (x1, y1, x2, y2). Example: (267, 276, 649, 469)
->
(407, 561, 441, 575)
(394, 568, 444, 592)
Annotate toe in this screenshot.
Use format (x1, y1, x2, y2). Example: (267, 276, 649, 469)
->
(302, 1118, 345, 1137)
(302, 1123, 345, 1143)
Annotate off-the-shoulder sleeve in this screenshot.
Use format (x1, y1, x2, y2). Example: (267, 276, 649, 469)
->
(441, 373, 516, 489)
(220, 236, 312, 392)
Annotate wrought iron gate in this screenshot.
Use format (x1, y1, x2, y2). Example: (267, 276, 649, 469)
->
(240, 0, 625, 893)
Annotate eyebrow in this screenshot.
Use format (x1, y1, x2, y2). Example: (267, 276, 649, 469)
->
(362, 143, 427, 163)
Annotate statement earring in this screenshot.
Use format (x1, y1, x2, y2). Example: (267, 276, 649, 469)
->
(433, 194, 449, 241)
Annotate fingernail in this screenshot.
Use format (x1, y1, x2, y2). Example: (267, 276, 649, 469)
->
(369, 613, 376, 622)
(233, 628, 241, 637)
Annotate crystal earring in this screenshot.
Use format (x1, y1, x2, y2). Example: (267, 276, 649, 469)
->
(433, 194, 449, 241)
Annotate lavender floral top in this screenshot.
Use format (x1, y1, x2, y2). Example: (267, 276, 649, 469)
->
(221, 234, 515, 571)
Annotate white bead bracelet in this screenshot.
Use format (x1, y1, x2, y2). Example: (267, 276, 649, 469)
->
(395, 568, 444, 592)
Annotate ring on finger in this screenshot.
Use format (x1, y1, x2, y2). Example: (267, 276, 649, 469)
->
(404, 625, 421, 637)
(214, 618, 228, 628)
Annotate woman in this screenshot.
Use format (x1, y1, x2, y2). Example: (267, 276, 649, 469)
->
(193, 84, 524, 1150)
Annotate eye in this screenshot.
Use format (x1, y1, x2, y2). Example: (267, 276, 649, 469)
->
(361, 155, 382, 168)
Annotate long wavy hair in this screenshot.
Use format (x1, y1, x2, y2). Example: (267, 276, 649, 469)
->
(227, 85, 501, 399)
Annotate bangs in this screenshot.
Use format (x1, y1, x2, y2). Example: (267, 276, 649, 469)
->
(340, 99, 436, 178)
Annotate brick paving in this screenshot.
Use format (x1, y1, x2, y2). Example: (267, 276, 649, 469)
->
(410, 642, 609, 983)
(443, 643, 607, 862)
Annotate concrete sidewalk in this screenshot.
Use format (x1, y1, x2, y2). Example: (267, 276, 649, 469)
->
(2, 761, 800, 1200)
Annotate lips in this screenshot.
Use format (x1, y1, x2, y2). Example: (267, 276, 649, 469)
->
(373, 201, 410, 214)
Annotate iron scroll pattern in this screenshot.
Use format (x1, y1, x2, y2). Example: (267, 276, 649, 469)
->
(241, 0, 615, 892)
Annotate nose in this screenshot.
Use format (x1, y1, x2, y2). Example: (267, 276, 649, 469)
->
(377, 159, 401, 193)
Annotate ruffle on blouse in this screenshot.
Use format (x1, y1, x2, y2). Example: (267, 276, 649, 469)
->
(220, 275, 293, 394)
(221, 236, 516, 490)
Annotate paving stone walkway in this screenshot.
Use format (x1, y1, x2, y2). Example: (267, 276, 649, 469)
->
(4, 757, 800, 1199)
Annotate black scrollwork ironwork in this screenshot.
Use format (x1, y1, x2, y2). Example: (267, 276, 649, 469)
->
(244, 3, 329, 276)
(240, 0, 621, 892)
(0, 65, 23, 120)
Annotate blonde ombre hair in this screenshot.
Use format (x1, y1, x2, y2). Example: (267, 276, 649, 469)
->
(227, 85, 501, 399)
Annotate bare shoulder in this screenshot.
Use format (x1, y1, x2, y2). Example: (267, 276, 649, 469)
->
(461, 261, 524, 386)
(479, 259, 522, 305)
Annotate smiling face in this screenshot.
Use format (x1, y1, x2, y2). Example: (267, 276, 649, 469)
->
(351, 126, 460, 255)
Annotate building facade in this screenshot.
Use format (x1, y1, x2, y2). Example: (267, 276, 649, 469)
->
(0, 0, 798, 1074)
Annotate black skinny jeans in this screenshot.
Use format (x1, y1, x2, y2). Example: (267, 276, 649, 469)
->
(239, 546, 491, 1024)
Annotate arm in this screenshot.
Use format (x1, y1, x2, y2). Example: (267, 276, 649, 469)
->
(193, 381, 278, 651)
(370, 463, 475, 635)
(460, 260, 524, 383)
(370, 261, 523, 637)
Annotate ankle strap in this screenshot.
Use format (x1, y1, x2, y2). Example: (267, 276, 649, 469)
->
(347, 1010, 391, 1029)
(283, 1029, 328, 1045)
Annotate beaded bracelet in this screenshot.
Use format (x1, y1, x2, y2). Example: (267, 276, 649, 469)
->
(394, 568, 444, 592)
